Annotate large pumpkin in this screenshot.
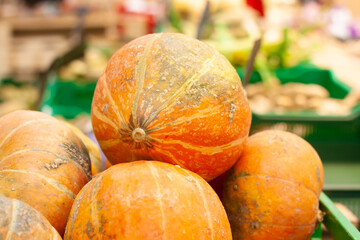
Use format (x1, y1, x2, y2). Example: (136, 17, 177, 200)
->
(91, 33, 251, 181)
(64, 161, 232, 240)
(223, 130, 324, 240)
(0, 195, 62, 240)
(0, 110, 91, 235)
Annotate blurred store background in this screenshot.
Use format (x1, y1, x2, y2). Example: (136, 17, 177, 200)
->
(0, 0, 360, 236)
(1, 0, 360, 116)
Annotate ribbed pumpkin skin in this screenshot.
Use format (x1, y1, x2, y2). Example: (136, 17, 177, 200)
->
(63, 121, 112, 176)
(64, 161, 232, 240)
(0, 110, 91, 236)
(0, 195, 62, 240)
(91, 33, 251, 181)
(223, 130, 324, 240)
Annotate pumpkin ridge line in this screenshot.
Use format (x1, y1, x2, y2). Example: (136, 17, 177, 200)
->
(89, 174, 103, 236)
(150, 135, 247, 155)
(232, 174, 319, 200)
(149, 145, 186, 168)
(146, 162, 167, 240)
(147, 98, 233, 133)
(5, 198, 18, 240)
(2, 147, 90, 182)
(178, 168, 214, 240)
(183, 169, 214, 240)
(0, 148, 32, 164)
(0, 169, 76, 199)
(92, 106, 121, 131)
(65, 176, 91, 239)
(142, 55, 217, 129)
(0, 119, 54, 149)
(131, 35, 159, 128)
(230, 218, 316, 228)
(102, 73, 128, 130)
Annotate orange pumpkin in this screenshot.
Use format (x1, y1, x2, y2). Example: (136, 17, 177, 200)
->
(64, 161, 232, 240)
(0, 195, 62, 240)
(63, 121, 112, 175)
(0, 110, 91, 235)
(91, 33, 251, 181)
(223, 130, 324, 240)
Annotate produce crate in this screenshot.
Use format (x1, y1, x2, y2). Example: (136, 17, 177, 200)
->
(237, 64, 360, 163)
(38, 44, 99, 119)
(39, 74, 96, 119)
(319, 192, 360, 239)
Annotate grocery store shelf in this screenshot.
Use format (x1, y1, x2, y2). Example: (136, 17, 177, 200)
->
(4, 11, 116, 32)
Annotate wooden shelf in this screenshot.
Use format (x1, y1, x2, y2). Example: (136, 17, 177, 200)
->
(4, 11, 115, 32)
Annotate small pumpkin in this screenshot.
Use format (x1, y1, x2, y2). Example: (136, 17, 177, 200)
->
(223, 130, 324, 240)
(91, 33, 251, 181)
(0, 195, 62, 240)
(0, 110, 91, 235)
(64, 161, 232, 240)
(63, 121, 112, 176)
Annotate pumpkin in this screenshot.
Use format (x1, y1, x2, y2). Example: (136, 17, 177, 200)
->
(0, 110, 91, 235)
(91, 33, 251, 181)
(64, 161, 232, 240)
(223, 130, 324, 239)
(0, 195, 62, 240)
(63, 121, 112, 176)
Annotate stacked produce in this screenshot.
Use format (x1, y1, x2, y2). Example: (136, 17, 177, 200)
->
(246, 82, 360, 115)
(0, 111, 92, 236)
(0, 33, 324, 239)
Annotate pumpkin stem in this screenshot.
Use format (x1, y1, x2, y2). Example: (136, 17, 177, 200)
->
(132, 128, 146, 143)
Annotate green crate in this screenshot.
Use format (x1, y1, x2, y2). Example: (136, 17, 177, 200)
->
(237, 65, 360, 164)
(306, 192, 360, 240)
(320, 192, 360, 239)
(40, 74, 97, 119)
(311, 223, 322, 240)
(37, 44, 92, 119)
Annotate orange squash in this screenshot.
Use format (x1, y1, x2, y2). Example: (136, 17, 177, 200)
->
(91, 33, 251, 181)
(223, 130, 324, 240)
(64, 161, 232, 240)
(63, 121, 112, 176)
(0, 110, 91, 235)
(0, 195, 62, 240)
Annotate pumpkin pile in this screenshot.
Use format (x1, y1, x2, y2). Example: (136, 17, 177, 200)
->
(0, 33, 323, 240)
